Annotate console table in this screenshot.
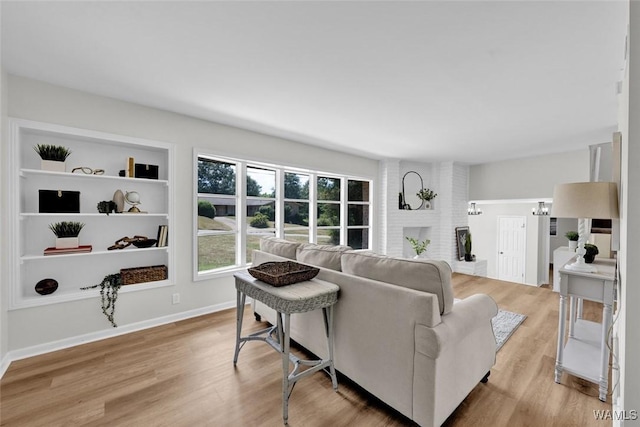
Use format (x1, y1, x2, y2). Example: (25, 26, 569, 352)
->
(233, 271, 340, 424)
(552, 246, 577, 292)
(554, 257, 616, 401)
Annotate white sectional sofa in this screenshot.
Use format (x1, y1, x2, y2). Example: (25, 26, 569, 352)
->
(252, 237, 498, 427)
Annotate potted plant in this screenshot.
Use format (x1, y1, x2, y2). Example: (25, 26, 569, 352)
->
(416, 188, 438, 209)
(49, 221, 84, 249)
(97, 200, 116, 215)
(80, 273, 122, 327)
(406, 236, 430, 259)
(584, 243, 599, 263)
(565, 231, 579, 251)
(34, 144, 72, 172)
(464, 232, 473, 261)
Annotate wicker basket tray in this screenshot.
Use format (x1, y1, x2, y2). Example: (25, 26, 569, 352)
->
(248, 261, 319, 287)
(120, 265, 168, 285)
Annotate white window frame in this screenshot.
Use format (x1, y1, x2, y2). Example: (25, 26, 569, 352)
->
(194, 151, 373, 280)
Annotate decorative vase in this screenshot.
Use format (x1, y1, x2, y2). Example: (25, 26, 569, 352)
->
(55, 237, 79, 249)
(464, 253, 473, 262)
(568, 241, 578, 251)
(113, 190, 125, 213)
(584, 254, 596, 263)
(41, 160, 65, 172)
(422, 200, 432, 210)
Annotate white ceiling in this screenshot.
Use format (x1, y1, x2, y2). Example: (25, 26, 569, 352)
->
(0, 1, 629, 164)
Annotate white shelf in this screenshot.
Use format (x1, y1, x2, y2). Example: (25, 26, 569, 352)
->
(9, 118, 175, 310)
(21, 213, 169, 218)
(20, 168, 169, 185)
(21, 246, 169, 261)
(16, 279, 173, 310)
(562, 338, 602, 383)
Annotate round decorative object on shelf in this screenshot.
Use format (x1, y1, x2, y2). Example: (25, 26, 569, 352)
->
(35, 278, 58, 295)
(125, 191, 141, 213)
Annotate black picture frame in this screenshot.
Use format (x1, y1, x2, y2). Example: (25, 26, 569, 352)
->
(455, 226, 469, 261)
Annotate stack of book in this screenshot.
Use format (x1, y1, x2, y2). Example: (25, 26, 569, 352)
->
(44, 245, 93, 256)
(156, 225, 168, 247)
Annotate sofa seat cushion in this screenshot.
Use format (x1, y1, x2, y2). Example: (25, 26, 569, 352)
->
(296, 243, 352, 271)
(259, 237, 301, 260)
(341, 251, 454, 315)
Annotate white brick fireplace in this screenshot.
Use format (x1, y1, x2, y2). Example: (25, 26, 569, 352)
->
(378, 159, 470, 266)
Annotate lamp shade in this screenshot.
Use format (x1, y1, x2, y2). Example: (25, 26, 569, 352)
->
(551, 182, 619, 219)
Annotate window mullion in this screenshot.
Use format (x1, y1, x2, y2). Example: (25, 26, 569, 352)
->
(237, 161, 247, 266)
(341, 177, 348, 246)
(309, 172, 317, 244)
(276, 168, 284, 238)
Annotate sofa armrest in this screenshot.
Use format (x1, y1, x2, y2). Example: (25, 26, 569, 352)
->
(415, 294, 498, 359)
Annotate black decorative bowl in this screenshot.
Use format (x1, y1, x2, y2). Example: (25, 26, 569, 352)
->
(35, 278, 58, 295)
(132, 239, 158, 248)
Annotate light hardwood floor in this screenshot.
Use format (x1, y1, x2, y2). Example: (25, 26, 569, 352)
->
(1, 274, 612, 426)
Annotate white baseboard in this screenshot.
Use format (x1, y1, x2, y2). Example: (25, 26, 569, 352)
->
(2, 300, 239, 375)
(0, 352, 11, 379)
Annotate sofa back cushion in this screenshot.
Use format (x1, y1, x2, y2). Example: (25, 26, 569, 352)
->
(259, 237, 300, 260)
(341, 251, 454, 315)
(296, 243, 352, 271)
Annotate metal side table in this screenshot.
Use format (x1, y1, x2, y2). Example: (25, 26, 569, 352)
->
(233, 271, 339, 424)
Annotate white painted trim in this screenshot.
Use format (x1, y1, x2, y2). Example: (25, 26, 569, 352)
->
(2, 299, 240, 376)
(0, 353, 11, 379)
(471, 198, 553, 205)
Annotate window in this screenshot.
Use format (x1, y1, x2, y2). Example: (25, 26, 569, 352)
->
(197, 157, 237, 271)
(246, 166, 276, 261)
(317, 176, 341, 245)
(347, 180, 370, 249)
(195, 153, 373, 278)
(284, 172, 310, 243)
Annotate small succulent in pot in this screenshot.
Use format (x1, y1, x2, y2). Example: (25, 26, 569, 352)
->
(583, 243, 599, 263)
(33, 144, 72, 162)
(97, 200, 117, 215)
(49, 221, 85, 238)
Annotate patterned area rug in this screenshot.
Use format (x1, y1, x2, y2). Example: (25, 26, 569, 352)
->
(492, 309, 527, 351)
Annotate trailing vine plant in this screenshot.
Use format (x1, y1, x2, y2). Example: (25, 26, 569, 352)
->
(81, 273, 122, 327)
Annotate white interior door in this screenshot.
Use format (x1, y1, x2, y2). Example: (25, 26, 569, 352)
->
(498, 216, 526, 283)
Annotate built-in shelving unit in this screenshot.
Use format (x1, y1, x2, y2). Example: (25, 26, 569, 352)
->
(9, 118, 175, 309)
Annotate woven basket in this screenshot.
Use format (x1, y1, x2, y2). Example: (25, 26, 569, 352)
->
(120, 264, 168, 285)
(248, 261, 319, 287)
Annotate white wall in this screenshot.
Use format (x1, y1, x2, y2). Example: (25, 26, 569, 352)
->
(468, 146, 593, 287)
(616, 1, 640, 420)
(469, 149, 590, 200)
(4, 75, 379, 354)
(0, 1, 10, 374)
(549, 217, 579, 261)
(467, 203, 542, 285)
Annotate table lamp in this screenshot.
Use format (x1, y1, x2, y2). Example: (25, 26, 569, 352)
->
(551, 182, 619, 273)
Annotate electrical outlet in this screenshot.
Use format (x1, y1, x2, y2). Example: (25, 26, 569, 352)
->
(172, 293, 180, 304)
